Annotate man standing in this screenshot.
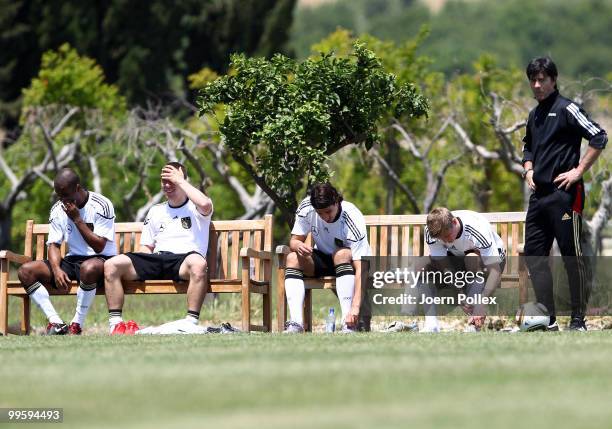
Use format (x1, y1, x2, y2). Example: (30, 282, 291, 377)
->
(104, 162, 213, 335)
(17, 168, 116, 335)
(424, 207, 506, 332)
(283, 183, 370, 333)
(522, 57, 607, 331)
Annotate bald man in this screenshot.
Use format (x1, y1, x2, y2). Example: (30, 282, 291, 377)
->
(17, 168, 116, 335)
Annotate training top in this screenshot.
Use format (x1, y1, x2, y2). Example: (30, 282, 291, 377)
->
(47, 191, 116, 257)
(522, 90, 607, 192)
(140, 199, 212, 255)
(425, 210, 505, 266)
(292, 197, 371, 260)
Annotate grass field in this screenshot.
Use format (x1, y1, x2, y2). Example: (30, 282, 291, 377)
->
(1, 331, 612, 429)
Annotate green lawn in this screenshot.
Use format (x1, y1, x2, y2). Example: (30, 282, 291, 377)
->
(1, 332, 611, 429)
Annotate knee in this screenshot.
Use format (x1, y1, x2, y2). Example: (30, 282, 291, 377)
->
(80, 261, 103, 283)
(189, 258, 208, 281)
(333, 248, 352, 265)
(17, 263, 35, 284)
(285, 252, 301, 268)
(104, 258, 120, 281)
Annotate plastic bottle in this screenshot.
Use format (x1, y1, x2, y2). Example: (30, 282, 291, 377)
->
(325, 308, 336, 333)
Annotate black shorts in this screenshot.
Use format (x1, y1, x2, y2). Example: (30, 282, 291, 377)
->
(126, 251, 203, 282)
(311, 249, 336, 278)
(43, 255, 110, 288)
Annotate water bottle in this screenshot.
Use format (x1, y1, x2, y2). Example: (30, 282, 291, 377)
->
(325, 308, 336, 333)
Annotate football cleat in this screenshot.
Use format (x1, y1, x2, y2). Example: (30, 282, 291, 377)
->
(340, 324, 356, 334)
(68, 322, 82, 335)
(382, 320, 419, 333)
(46, 322, 68, 335)
(125, 320, 140, 335)
(111, 321, 126, 335)
(283, 321, 304, 334)
(546, 321, 560, 332)
(220, 322, 240, 334)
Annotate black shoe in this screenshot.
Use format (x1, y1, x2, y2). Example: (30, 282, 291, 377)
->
(220, 322, 240, 334)
(568, 317, 587, 332)
(357, 316, 371, 332)
(46, 322, 68, 335)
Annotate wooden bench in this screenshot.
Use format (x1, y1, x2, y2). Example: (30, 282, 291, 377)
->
(0, 215, 274, 335)
(276, 212, 528, 332)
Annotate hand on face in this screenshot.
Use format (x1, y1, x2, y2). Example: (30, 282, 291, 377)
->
(161, 165, 185, 186)
(61, 199, 81, 221)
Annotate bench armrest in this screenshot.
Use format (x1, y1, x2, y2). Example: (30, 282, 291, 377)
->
(275, 245, 290, 255)
(0, 250, 32, 265)
(240, 247, 273, 260)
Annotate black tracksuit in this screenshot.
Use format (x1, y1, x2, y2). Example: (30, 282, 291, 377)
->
(522, 90, 607, 320)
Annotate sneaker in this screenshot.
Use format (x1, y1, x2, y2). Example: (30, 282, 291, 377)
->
(111, 321, 126, 335)
(125, 320, 140, 335)
(205, 326, 222, 334)
(283, 321, 304, 334)
(546, 321, 560, 332)
(340, 324, 356, 334)
(46, 322, 68, 335)
(382, 320, 419, 333)
(568, 317, 587, 332)
(68, 322, 82, 335)
(220, 322, 240, 334)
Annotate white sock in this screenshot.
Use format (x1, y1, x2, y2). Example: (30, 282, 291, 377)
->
(108, 310, 123, 332)
(71, 282, 97, 327)
(186, 314, 199, 324)
(335, 264, 355, 324)
(28, 282, 63, 324)
(285, 269, 305, 325)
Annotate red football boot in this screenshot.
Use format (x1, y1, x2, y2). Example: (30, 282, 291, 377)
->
(68, 322, 82, 335)
(111, 321, 126, 335)
(125, 320, 140, 335)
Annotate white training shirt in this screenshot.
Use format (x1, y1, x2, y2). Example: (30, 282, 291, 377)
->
(140, 199, 212, 255)
(292, 197, 371, 260)
(425, 210, 505, 266)
(47, 191, 116, 256)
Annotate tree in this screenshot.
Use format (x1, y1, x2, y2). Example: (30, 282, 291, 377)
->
(0, 0, 296, 131)
(198, 43, 428, 226)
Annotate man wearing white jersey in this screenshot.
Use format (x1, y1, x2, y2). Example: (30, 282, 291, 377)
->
(423, 207, 506, 331)
(17, 168, 116, 335)
(283, 183, 370, 333)
(104, 162, 213, 335)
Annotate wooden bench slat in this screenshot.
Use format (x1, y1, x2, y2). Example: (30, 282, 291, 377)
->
(231, 231, 240, 279)
(220, 231, 229, 280)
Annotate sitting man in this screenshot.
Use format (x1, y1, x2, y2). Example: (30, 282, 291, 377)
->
(423, 207, 506, 332)
(104, 162, 213, 334)
(18, 168, 116, 335)
(283, 183, 370, 333)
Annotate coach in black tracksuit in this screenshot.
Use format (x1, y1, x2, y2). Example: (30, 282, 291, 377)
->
(522, 57, 607, 331)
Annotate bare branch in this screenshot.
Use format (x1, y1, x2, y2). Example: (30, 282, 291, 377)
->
(391, 122, 422, 159)
(586, 175, 612, 254)
(449, 117, 500, 160)
(371, 148, 419, 213)
(50, 107, 80, 137)
(134, 191, 165, 222)
(88, 156, 102, 194)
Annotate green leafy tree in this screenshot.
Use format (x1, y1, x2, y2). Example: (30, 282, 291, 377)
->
(199, 43, 428, 225)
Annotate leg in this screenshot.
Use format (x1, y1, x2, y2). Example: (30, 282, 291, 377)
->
(178, 253, 208, 320)
(71, 257, 105, 328)
(104, 255, 138, 331)
(17, 260, 63, 325)
(524, 197, 555, 318)
(283, 251, 314, 329)
(332, 248, 355, 326)
(552, 190, 590, 320)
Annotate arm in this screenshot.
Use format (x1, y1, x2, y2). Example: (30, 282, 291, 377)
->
(47, 243, 71, 291)
(522, 116, 536, 191)
(553, 147, 603, 190)
(162, 165, 213, 216)
(289, 234, 312, 257)
(63, 201, 107, 253)
(138, 244, 154, 254)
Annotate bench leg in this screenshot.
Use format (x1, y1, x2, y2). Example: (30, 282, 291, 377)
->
(21, 296, 30, 335)
(263, 290, 271, 332)
(241, 262, 251, 332)
(304, 289, 312, 332)
(276, 266, 287, 332)
(0, 259, 8, 336)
